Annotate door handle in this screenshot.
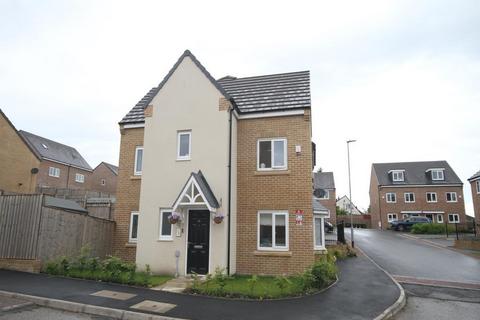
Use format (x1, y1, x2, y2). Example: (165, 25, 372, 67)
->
(193, 245, 203, 249)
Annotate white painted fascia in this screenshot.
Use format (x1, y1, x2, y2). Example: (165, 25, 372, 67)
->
(235, 109, 304, 119)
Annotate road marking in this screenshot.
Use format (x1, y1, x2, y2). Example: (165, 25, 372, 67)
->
(130, 300, 176, 314)
(392, 275, 480, 290)
(90, 290, 137, 300)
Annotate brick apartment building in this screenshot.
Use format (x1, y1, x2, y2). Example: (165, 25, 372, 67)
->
(313, 172, 336, 225)
(369, 161, 466, 229)
(113, 50, 325, 276)
(19, 130, 93, 190)
(468, 170, 480, 219)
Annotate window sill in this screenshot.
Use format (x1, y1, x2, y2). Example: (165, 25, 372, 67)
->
(314, 248, 327, 254)
(125, 242, 137, 247)
(254, 250, 292, 257)
(130, 175, 142, 180)
(176, 158, 191, 162)
(157, 238, 173, 242)
(254, 170, 290, 176)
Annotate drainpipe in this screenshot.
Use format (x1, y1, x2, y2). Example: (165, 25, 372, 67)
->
(378, 185, 382, 230)
(227, 106, 233, 275)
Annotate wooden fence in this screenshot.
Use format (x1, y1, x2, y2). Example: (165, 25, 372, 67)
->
(0, 194, 114, 271)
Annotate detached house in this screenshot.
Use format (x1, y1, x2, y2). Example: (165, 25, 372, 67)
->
(369, 161, 466, 229)
(468, 170, 480, 218)
(114, 50, 324, 276)
(89, 162, 118, 195)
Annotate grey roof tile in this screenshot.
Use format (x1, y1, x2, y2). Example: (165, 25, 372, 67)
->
(19, 130, 92, 171)
(372, 161, 462, 186)
(119, 51, 311, 124)
(469, 170, 480, 181)
(313, 197, 329, 213)
(313, 172, 335, 189)
(102, 162, 118, 175)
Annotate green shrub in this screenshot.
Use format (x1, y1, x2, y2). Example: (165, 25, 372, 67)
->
(247, 275, 258, 294)
(274, 275, 291, 294)
(411, 223, 454, 234)
(309, 259, 337, 289)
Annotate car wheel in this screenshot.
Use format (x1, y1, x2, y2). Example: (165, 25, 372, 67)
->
(398, 225, 404, 232)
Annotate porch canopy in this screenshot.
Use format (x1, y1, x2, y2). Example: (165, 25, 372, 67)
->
(172, 170, 220, 213)
(313, 197, 329, 216)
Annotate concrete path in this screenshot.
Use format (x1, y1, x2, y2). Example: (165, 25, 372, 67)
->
(0, 253, 400, 320)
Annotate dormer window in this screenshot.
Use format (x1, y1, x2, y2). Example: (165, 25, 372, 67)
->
(390, 170, 404, 182)
(429, 169, 445, 181)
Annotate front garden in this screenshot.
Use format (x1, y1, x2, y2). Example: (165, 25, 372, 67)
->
(188, 244, 356, 299)
(43, 246, 171, 287)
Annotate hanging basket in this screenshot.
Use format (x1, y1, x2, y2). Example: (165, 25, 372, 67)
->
(213, 215, 224, 224)
(169, 212, 181, 224)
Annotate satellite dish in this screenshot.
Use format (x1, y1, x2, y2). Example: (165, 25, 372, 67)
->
(31, 168, 39, 174)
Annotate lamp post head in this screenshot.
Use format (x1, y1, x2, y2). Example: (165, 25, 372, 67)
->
(347, 139, 357, 144)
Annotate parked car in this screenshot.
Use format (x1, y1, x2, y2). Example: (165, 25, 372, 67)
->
(324, 221, 334, 233)
(390, 216, 431, 231)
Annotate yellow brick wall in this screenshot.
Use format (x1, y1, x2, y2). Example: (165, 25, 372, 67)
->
(236, 113, 315, 275)
(112, 127, 144, 261)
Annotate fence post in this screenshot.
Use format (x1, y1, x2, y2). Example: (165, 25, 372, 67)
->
(445, 220, 449, 238)
(455, 222, 459, 240)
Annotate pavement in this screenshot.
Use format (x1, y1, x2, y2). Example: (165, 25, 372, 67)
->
(0, 252, 401, 320)
(351, 229, 480, 320)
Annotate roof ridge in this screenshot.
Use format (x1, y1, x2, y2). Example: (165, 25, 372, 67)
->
(218, 70, 309, 82)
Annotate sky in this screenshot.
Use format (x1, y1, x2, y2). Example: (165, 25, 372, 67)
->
(1, 0, 479, 214)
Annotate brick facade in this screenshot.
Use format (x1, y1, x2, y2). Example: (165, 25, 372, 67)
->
(470, 179, 479, 219)
(89, 163, 118, 195)
(370, 183, 467, 229)
(36, 160, 92, 190)
(319, 189, 336, 225)
(236, 114, 314, 275)
(112, 127, 144, 261)
(0, 111, 40, 194)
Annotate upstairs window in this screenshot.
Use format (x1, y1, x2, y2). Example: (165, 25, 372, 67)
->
(404, 192, 415, 203)
(177, 131, 191, 160)
(426, 192, 437, 203)
(446, 192, 457, 202)
(48, 167, 60, 178)
(391, 170, 404, 182)
(75, 173, 85, 183)
(314, 189, 329, 199)
(258, 138, 287, 170)
(129, 212, 139, 243)
(134, 146, 144, 175)
(386, 193, 396, 203)
(430, 169, 445, 181)
(101, 179, 106, 186)
(476, 181, 480, 194)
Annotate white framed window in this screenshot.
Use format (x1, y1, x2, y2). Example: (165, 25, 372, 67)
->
(404, 192, 415, 203)
(258, 211, 289, 251)
(437, 214, 444, 223)
(387, 213, 398, 222)
(391, 170, 404, 182)
(476, 180, 480, 194)
(48, 167, 60, 178)
(159, 209, 173, 241)
(257, 138, 287, 170)
(100, 179, 106, 186)
(426, 192, 437, 203)
(402, 213, 409, 219)
(177, 131, 191, 160)
(386, 193, 396, 203)
(134, 146, 144, 175)
(129, 212, 139, 243)
(431, 169, 444, 181)
(448, 213, 459, 224)
(314, 189, 329, 199)
(446, 192, 457, 202)
(75, 173, 85, 183)
(314, 216, 325, 250)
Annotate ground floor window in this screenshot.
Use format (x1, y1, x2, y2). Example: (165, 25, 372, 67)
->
(314, 216, 325, 249)
(258, 211, 288, 250)
(448, 213, 459, 224)
(437, 214, 444, 223)
(387, 213, 397, 222)
(159, 209, 173, 240)
(129, 212, 139, 242)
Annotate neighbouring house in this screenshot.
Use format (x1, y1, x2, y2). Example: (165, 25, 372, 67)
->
(468, 170, 479, 218)
(89, 162, 118, 195)
(0, 109, 41, 194)
(113, 50, 323, 276)
(18, 130, 93, 190)
(369, 161, 466, 229)
(336, 195, 363, 215)
(313, 172, 336, 225)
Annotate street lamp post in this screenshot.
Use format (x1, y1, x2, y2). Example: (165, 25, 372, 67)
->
(347, 139, 356, 248)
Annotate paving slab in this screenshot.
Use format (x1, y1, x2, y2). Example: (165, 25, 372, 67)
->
(91, 290, 137, 301)
(130, 300, 176, 314)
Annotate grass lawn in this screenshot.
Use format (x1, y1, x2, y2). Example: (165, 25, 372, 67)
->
(146, 275, 172, 287)
(190, 275, 313, 299)
(55, 269, 172, 287)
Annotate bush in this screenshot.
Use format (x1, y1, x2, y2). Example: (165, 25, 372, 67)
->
(308, 259, 337, 289)
(411, 223, 454, 234)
